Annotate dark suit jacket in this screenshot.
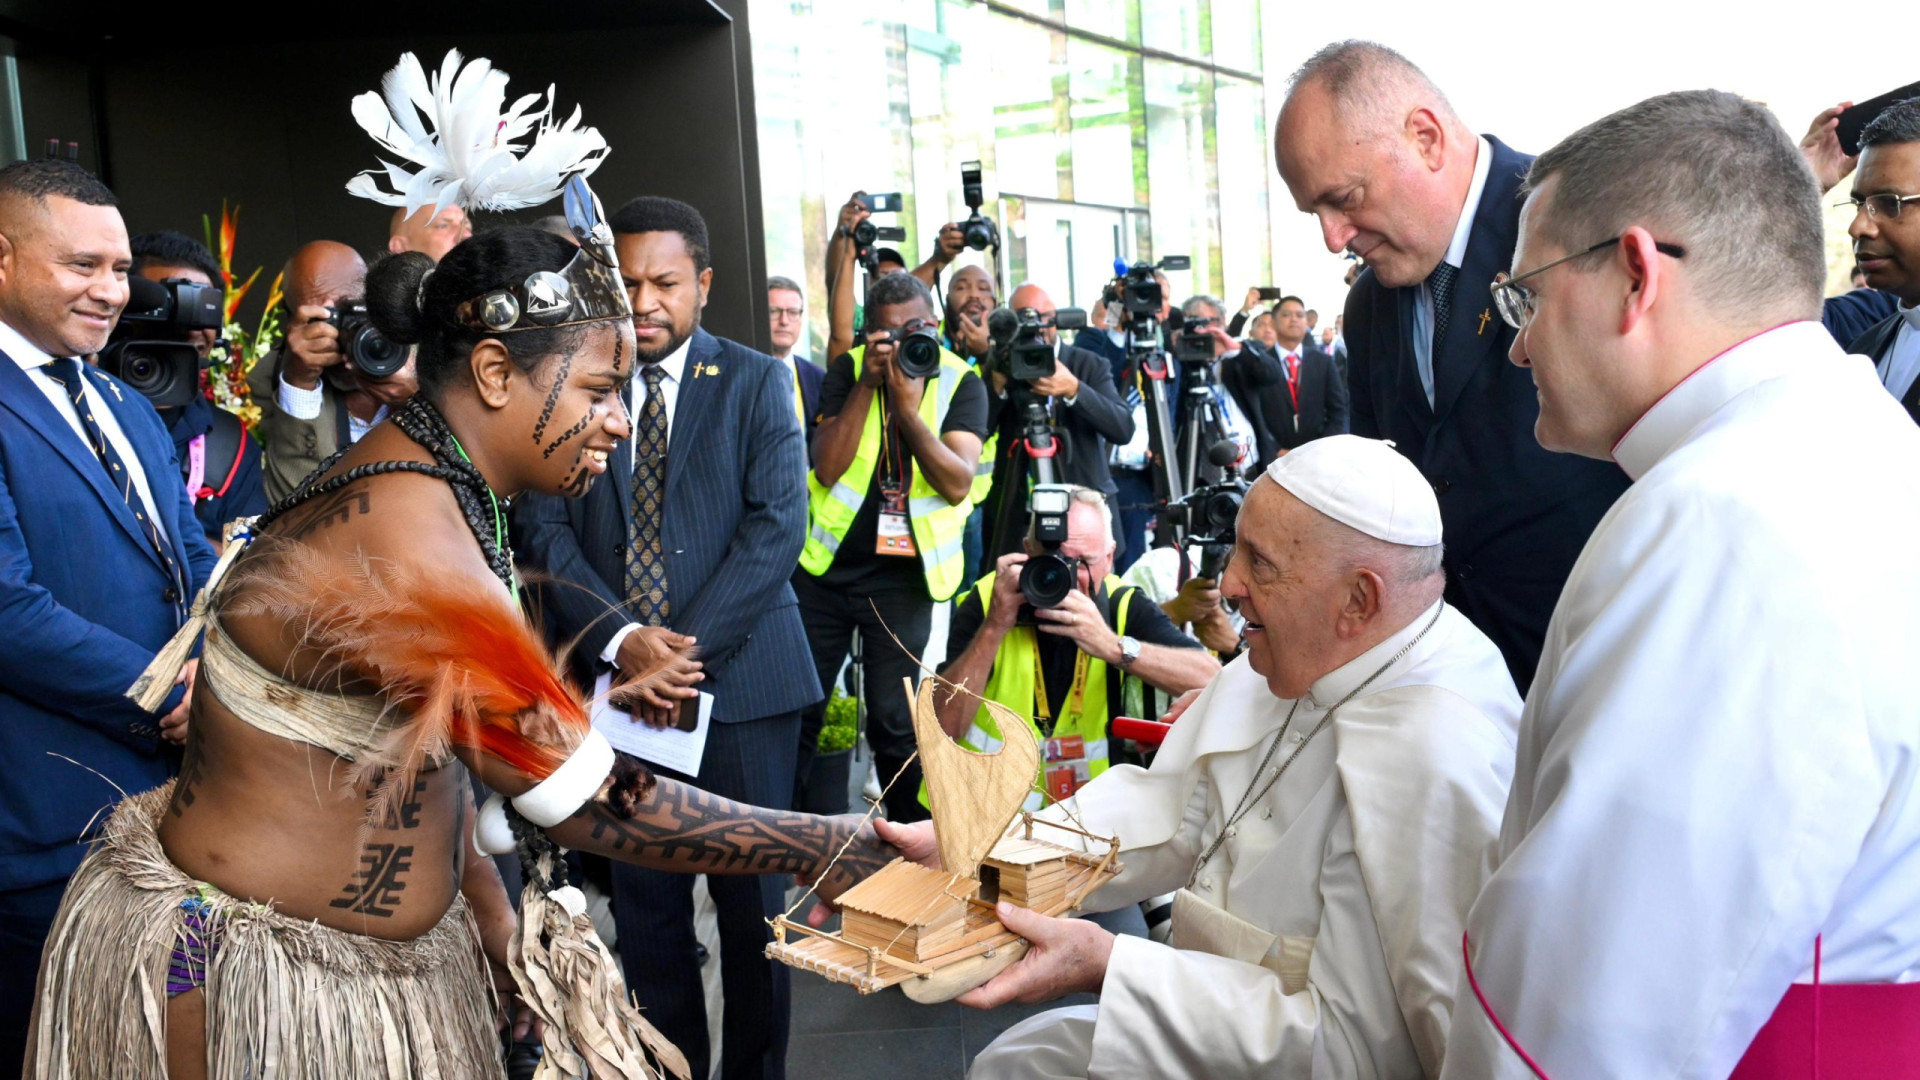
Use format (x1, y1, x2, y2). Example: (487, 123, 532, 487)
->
(1825, 288, 1901, 350)
(1345, 135, 1630, 693)
(794, 355, 825, 435)
(512, 328, 822, 723)
(1227, 344, 1349, 465)
(0, 356, 216, 891)
(1848, 313, 1920, 425)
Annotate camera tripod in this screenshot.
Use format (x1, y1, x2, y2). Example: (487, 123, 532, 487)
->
(983, 384, 1063, 561)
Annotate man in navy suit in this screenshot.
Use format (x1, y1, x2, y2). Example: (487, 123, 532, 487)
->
(1275, 41, 1629, 692)
(512, 197, 818, 1080)
(0, 159, 216, 1065)
(767, 274, 824, 433)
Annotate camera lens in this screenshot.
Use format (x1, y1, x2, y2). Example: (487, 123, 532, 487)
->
(351, 325, 408, 379)
(963, 214, 997, 251)
(1204, 488, 1243, 532)
(851, 219, 878, 247)
(895, 328, 942, 380)
(1020, 553, 1078, 610)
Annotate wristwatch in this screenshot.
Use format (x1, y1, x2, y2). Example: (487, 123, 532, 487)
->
(1116, 635, 1142, 669)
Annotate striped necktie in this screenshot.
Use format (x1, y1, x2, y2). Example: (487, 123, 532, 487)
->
(44, 358, 182, 595)
(624, 363, 671, 626)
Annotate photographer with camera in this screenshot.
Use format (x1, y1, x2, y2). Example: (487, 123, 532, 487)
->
(126, 231, 267, 548)
(247, 240, 417, 501)
(980, 284, 1134, 565)
(934, 485, 1217, 809)
(797, 270, 988, 823)
(1075, 267, 1173, 570)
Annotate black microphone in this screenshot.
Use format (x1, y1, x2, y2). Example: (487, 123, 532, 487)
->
(986, 306, 1019, 342)
(1207, 440, 1239, 469)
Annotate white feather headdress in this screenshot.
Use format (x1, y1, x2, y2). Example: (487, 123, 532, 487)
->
(346, 50, 609, 217)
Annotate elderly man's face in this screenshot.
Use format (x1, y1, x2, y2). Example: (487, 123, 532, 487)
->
(768, 287, 804, 355)
(391, 205, 471, 263)
(1220, 479, 1358, 699)
(1849, 140, 1920, 303)
(1277, 82, 1458, 289)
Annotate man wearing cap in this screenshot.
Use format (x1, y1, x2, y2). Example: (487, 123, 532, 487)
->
(879, 435, 1521, 1079)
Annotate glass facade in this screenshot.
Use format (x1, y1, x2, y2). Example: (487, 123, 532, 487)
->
(751, 0, 1277, 357)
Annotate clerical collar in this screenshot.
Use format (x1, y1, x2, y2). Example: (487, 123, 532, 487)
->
(1305, 598, 1445, 709)
(1611, 320, 1827, 481)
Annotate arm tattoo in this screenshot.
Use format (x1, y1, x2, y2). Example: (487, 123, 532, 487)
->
(330, 842, 414, 917)
(558, 775, 893, 895)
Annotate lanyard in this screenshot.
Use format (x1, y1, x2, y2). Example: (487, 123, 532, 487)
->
(794, 371, 806, 426)
(1028, 631, 1091, 737)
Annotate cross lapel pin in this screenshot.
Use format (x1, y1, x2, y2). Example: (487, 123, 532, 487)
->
(1476, 309, 1493, 336)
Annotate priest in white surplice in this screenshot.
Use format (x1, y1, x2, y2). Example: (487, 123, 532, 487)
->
(882, 435, 1522, 1079)
(1442, 91, 1920, 1080)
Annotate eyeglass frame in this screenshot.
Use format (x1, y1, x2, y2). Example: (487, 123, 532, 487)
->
(768, 305, 806, 320)
(1490, 235, 1687, 331)
(1835, 192, 1920, 221)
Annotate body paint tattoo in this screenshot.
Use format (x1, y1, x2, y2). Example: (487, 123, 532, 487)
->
(376, 778, 428, 830)
(169, 730, 205, 817)
(330, 842, 414, 917)
(531, 344, 580, 445)
(569, 770, 892, 898)
(285, 487, 371, 540)
(540, 410, 593, 459)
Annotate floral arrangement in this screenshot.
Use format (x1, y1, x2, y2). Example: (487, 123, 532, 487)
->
(200, 202, 283, 429)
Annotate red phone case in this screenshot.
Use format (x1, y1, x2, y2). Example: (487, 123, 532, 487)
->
(1112, 716, 1174, 747)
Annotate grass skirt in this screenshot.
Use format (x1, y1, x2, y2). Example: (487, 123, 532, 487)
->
(28, 782, 504, 1079)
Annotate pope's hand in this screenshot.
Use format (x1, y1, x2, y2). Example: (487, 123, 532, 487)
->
(956, 903, 1115, 1009)
(872, 818, 941, 869)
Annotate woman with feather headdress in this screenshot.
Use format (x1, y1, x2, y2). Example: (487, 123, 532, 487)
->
(25, 53, 896, 1080)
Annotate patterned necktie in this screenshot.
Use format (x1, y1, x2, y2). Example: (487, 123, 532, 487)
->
(1428, 260, 1459, 352)
(624, 363, 671, 626)
(44, 358, 181, 595)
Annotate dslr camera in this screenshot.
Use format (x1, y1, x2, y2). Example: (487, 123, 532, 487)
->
(98, 276, 224, 410)
(988, 305, 1088, 384)
(325, 300, 408, 379)
(868, 319, 943, 380)
(1101, 254, 1190, 327)
(960, 161, 999, 252)
(1019, 483, 1082, 610)
(1160, 440, 1250, 578)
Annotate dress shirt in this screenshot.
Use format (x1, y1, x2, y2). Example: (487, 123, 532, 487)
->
(604, 333, 695, 663)
(1412, 136, 1493, 407)
(279, 373, 390, 445)
(0, 318, 168, 543)
(1873, 303, 1920, 403)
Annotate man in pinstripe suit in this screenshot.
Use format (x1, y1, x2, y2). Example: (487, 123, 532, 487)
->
(512, 196, 819, 1080)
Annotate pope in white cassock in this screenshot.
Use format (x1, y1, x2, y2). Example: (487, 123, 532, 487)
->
(883, 434, 1522, 1079)
(1441, 91, 1920, 1079)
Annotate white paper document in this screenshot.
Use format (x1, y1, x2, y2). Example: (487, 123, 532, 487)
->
(591, 671, 712, 777)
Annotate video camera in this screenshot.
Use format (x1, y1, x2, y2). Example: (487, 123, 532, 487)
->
(1101, 254, 1190, 329)
(960, 161, 999, 252)
(325, 299, 408, 379)
(987, 305, 1088, 384)
(1173, 314, 1217, 365)
(98, 276, 224, 410)
(1020, 483, 1081, 610)
(1159, 440, 1249, 579)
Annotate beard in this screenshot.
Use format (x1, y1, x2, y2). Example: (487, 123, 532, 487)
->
(634, 315, 696, 365)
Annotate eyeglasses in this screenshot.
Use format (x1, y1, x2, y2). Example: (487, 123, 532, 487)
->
(769, 306, 805, 320)
(1491, 235, 1687, 331)
(1836, 193, 1920, 222)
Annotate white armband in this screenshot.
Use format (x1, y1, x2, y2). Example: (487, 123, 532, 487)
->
(510, 728, 615, 827)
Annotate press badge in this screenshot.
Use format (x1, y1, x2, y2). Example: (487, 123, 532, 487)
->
(1043, 735, 1090, 802)
(875, 480, 918, 557)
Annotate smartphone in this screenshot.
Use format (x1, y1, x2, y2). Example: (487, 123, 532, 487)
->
(1838, 82, 1920, 157)
(1256, 286, 1282, 301)
(860, 192, 903, 213)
